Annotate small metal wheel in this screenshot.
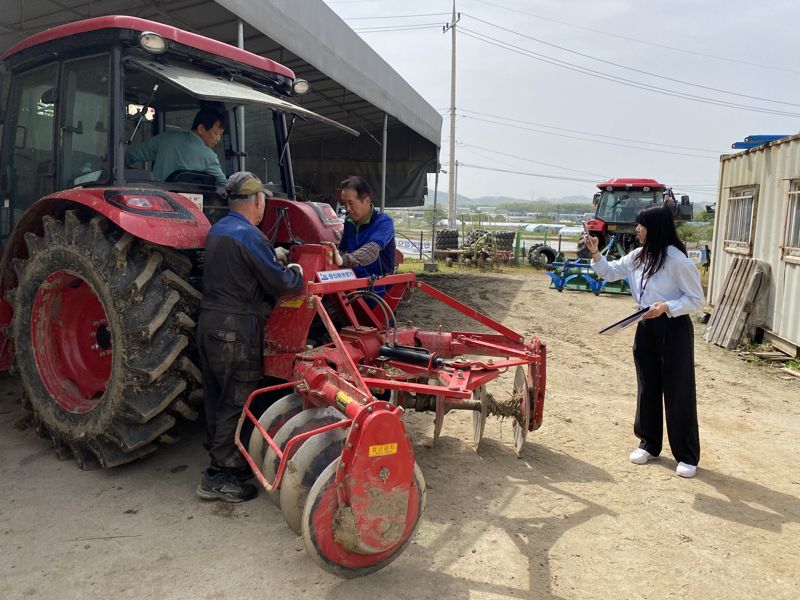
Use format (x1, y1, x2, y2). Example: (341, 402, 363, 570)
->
(512, 366, 531, 456)
(464, 258, 472, 268)
(445, 257, 454, 268)
(280, 428, 348, 535)
(471, 385, 489, 450)
(263, 406, 345, 506)
(301, 458, 427, 578)
(247, 392, 304, 472)
(433, 395, 445, 445)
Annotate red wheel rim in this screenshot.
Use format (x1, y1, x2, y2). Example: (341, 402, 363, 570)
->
(31, 271, 112, 413)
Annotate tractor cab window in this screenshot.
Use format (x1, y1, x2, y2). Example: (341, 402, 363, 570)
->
(244, 104, 282, 194)
(123, 61, 230, 187)
(597, 191, 658, 222)
(58, 54, 110, 189)
(1, 63, 57, 231)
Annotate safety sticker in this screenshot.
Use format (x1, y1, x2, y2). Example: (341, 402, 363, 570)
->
(278, 297, 305, 308)
(335, 391, 353, 412)
(368, 443, 398, 457)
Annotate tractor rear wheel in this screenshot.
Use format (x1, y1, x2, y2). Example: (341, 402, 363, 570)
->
(9, 211, 202, 468)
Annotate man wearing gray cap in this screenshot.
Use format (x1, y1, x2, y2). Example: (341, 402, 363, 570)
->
(196, 171, 304, 502)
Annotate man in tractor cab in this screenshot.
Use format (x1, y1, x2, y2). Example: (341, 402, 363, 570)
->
(323, 176, 396, 295)
(196, 171, 304, 503)
(124, 106, 227, 187)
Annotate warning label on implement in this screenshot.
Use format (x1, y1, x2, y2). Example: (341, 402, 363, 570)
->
(368, 443, 398, 457)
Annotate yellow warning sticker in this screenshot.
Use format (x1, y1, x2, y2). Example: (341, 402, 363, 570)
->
(279, 297, 304, 309)
(368, 443, 398, 457)
(335, 391, 352, 412)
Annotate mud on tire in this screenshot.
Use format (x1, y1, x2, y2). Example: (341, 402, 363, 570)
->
(8, 211, 202, 468)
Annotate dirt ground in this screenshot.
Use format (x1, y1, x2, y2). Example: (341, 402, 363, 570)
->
(1, 270, 798, 600)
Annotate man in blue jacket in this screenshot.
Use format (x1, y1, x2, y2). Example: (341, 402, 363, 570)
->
(196, 172, 304, 502)
(324, 176, 395, 294)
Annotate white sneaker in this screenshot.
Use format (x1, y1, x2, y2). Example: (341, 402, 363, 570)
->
(676, 462, 697, 478)
(629, 448, 657, 464)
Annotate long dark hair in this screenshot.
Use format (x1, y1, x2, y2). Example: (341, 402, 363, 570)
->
(634, 205, 687, 278)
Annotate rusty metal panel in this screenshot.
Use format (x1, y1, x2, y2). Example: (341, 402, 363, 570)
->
(709, 135, 800, 350)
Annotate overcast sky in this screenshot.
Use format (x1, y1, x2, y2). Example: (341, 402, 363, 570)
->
(326, 0, 800, 203)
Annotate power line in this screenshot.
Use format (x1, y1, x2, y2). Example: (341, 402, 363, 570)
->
(353, 24, 442, 32)
(463, 13, 800, 108)
(459, 28, 800, 118)
(345, 12, 450, 19)
(457, 163, 600, 183)
(457, 142, 609, 178)
(461, 114, 722, 159)
(457, 108, 722, 154)
(472, 0, 800, 76)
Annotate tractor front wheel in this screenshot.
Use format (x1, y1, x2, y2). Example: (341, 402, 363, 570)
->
(9, 211, 202, 468)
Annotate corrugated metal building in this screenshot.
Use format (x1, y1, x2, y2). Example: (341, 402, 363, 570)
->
(708, 133, 800, 354)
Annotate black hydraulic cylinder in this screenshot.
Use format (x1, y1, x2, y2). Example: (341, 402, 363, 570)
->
(379, 345, 445, 368)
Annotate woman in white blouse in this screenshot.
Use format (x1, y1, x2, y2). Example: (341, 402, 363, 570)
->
(584, 205, 704, 478)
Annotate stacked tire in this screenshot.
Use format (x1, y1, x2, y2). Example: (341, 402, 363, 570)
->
(527, 243, 557, 268)
(494, 231, 516, 252)
(434, 229, 459, 250)
(464, 229, 488, 247)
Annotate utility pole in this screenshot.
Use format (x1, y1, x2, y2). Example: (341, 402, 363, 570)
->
(444, 1, 460, 229)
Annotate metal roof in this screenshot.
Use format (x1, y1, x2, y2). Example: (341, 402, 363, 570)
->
(0, 0, 442, 205)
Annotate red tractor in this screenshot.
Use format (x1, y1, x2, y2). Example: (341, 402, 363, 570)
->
(0, 17, 546, 577)
(577, 178, 693, 259)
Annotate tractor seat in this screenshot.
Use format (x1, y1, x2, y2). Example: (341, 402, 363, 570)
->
(166, 169, 217, 186)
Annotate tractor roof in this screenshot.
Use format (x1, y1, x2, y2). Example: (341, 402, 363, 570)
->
(597, 178, 666, 190)
(1, 15, 294, 80)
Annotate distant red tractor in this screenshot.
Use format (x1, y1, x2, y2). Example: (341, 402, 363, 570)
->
(0, 17, 546, 577)
(576, 178, 693, 259)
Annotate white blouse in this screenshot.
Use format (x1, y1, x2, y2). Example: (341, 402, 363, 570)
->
(591, 246, 705, 317)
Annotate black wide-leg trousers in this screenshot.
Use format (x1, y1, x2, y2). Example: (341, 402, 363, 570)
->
(632, 314, 700, 465)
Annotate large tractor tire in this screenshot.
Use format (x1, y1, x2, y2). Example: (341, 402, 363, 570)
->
(8, 211, 202, 469)
(528, 244, 556, 268)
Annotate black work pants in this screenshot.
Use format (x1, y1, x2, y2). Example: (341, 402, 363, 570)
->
(197, 310, 264, 471)
(632, 314, 700, 465)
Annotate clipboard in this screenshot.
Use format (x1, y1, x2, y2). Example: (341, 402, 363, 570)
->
(598, 306, 651, 335)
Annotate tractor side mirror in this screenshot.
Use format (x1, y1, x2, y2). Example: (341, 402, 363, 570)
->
(592, 192, 601, 207)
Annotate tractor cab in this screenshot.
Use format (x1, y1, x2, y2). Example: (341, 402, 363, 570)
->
(0, 16, 355, 249)
(580, 178, 695, 259)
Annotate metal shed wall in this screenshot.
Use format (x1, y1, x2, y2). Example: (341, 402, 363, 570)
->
(708, 133, 800, 349)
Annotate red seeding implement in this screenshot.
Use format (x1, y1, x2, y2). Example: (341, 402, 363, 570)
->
(0, 16, 546, 577)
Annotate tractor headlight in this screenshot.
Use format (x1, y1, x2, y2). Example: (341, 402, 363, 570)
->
(293, 79, 310, 95)
(139, 32, 167, 54)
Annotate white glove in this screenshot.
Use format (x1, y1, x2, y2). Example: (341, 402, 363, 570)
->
(287, 263, 304, 280)
(321, 241, 343, 267)
(274, 246, 290, 265)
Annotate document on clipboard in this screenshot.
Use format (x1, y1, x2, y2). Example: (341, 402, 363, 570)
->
(598, 306, 651, 335)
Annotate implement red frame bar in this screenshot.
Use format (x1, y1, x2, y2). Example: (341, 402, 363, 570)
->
(415, 281, 524, 344)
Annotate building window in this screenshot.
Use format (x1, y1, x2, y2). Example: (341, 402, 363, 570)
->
(785, 181, 800, 260)
(724, 187, 757, 253)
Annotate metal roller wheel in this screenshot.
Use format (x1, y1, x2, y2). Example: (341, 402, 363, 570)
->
(263, 407, 345, 507)
(471, 385, 489, 450)
(301, 458, 426, 578)
(247, 392, 304, 472)
(280, 428, 348, 535)
(512, 366, 531, 456)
